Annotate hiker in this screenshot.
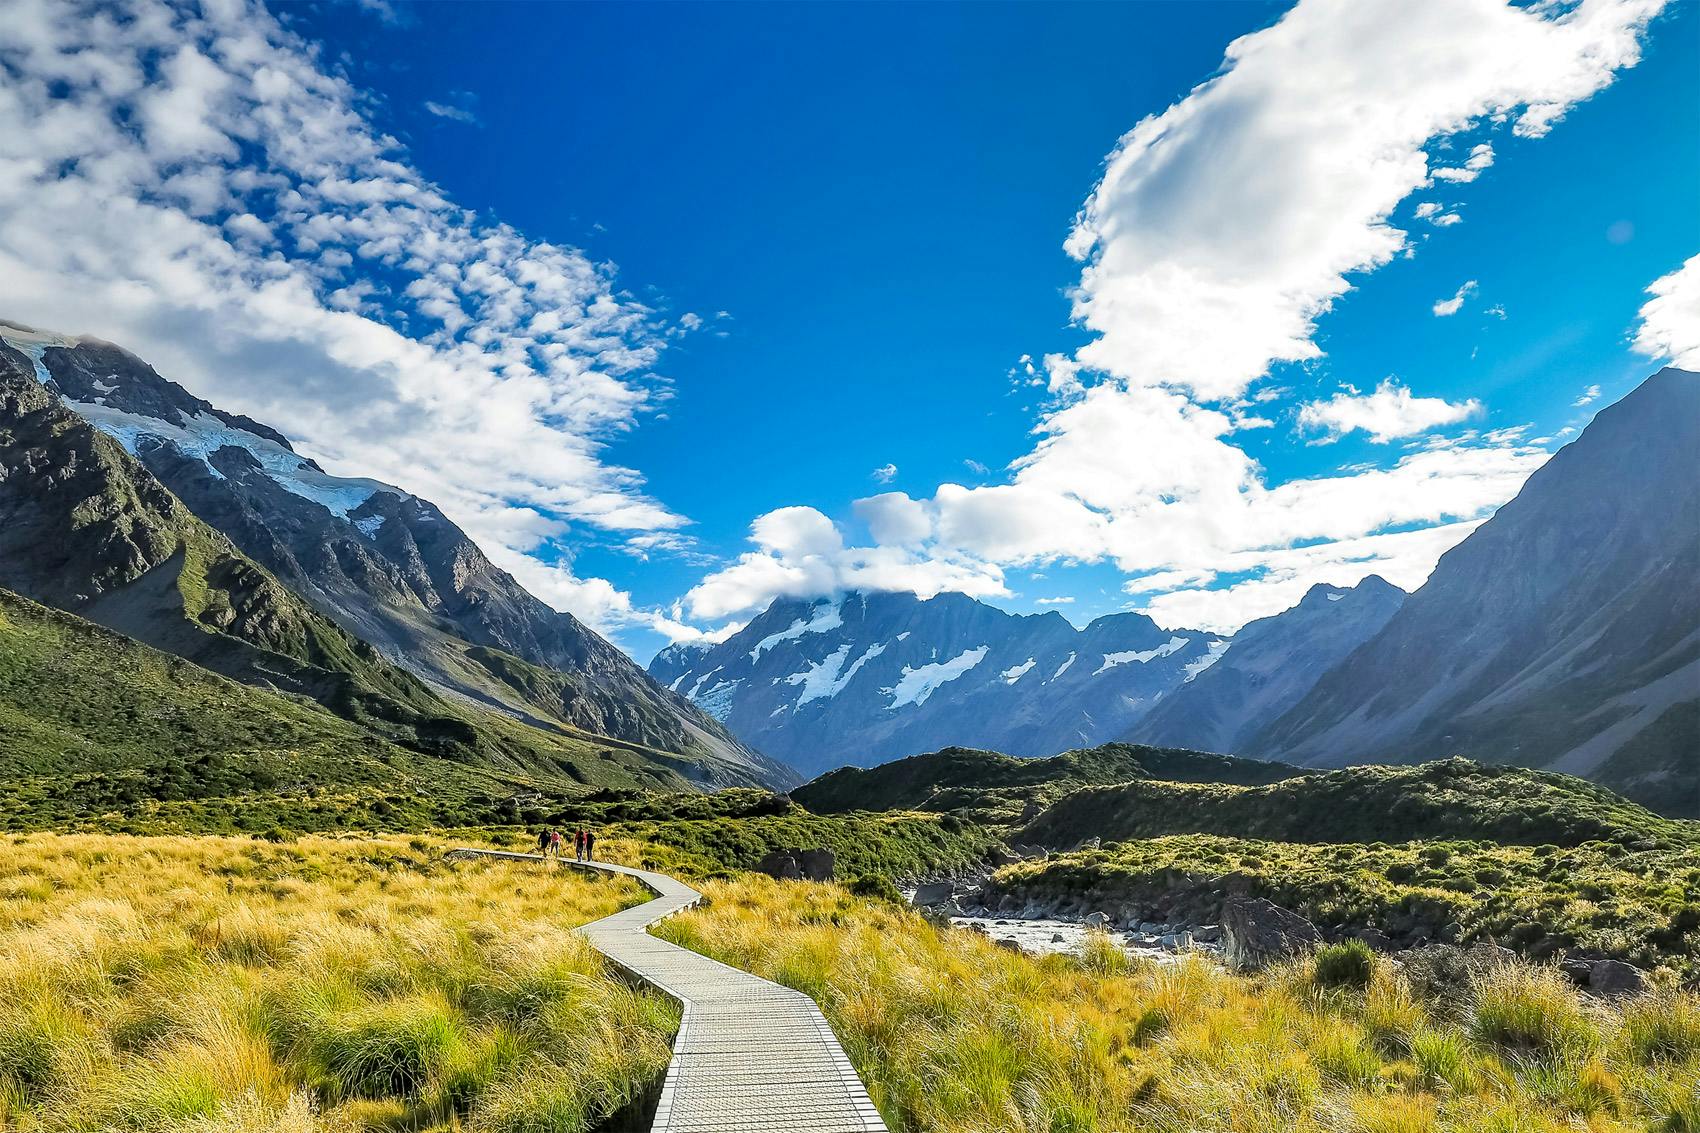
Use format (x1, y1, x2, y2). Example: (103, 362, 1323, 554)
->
(575, 828, 587, 862)
(585, 828, 597, 862)
(535, 828, 550, 856)
(549, 829, 564, 858)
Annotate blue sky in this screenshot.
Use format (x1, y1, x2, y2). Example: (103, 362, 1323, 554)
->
(2, 0, 1696, 659)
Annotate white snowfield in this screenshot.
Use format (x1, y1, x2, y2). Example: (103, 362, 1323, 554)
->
(886, 645, 989, 709)
(749, 600, 845, 661)
(3, 326, 412, 523)
(1182, 639, 1233, 682)
(67, 400, 404, 519)
(784, 642, 887, 706)
(1001, 657, 1037, 684)
(1094, 635, 1190, 675)
(444, 849, 889, 1133)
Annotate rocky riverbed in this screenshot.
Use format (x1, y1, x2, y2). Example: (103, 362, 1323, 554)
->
(950, 911, 1223, 962)
(905, 881, 1224, 961)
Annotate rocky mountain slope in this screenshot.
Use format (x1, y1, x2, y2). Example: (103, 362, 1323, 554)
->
(649, 590, 1235, 777)
(1249, 368, 1699, 816)
(1126, 576, 1406, 754)
(0, 321, 792, 791)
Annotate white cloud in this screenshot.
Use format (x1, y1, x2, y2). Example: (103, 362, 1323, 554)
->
(1137, 523, 1470, 633)
(1431, 141, 1496, 182)
(423, 99, 478, 125)
(1063, 0, 1661, 400)
(1298, 378, 1483, 443)
(870, 462, 898, 484)
(1572, 383, 1602, 406)
(1034, 596, 1075, 605)
(683, 507, 1007, 621)
(1433, 279, 1479, 316)
(1632, 254, 1700, 369)
(0, 0, 681, 641)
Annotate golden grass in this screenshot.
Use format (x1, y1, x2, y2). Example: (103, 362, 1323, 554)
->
(0, 833, 677, 1132)
(655, 875, 1700, 1133)
(5, 833, 1696, 1133)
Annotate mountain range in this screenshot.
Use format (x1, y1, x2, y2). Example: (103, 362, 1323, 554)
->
(648, 579, 1404, 780)
(2, 316, 1692, 819)
(0, 321, 795, 796)
(656, 368, 1698, 815)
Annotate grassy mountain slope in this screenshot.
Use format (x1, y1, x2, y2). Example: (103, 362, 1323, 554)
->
(0, 357, 785, 793)
(792, 742, 1301, 823)
(0, 358, 468, 754)
(1019, 758, 1696, 850)
(0, 586, 780, 832)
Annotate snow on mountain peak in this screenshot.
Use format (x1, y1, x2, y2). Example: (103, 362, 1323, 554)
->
(749, 599, 845, 661)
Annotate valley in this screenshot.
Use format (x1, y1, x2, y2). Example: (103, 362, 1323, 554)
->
(0, 319, 1695, 1133)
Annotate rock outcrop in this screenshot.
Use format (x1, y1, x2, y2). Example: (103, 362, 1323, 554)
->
(1220, 898, 1322, 971)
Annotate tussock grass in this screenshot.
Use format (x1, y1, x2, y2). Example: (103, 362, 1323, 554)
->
(0, 832, 677, 1131)
(657, 874, 1700, 1133)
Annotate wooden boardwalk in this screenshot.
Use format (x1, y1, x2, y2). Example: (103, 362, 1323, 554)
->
(447, 849, 889, 1133)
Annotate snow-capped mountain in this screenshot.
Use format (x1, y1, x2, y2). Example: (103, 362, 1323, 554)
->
(0, 321, 791, 789)
(1126, 576, 1406, 755)
(649, 590, 1232, 778)
(1250, 368, 1699, 816)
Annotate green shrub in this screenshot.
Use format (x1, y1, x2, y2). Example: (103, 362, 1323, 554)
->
(1470, 965, 1599, 1061)
(1313, 940, 1375, 989)
(305, 996, 465, 1098)
(1624, 992, 1700, 1065)
(845, 875, 902, 904)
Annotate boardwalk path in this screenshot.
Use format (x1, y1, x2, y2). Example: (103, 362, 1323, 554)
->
(447, 849, 889, 1133)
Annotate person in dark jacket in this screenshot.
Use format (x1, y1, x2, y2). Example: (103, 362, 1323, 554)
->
(584, 829, 597, 862)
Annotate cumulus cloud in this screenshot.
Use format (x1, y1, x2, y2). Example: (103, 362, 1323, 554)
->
(1632, 254, 1700, 369)
(870, 462, 898, 484)
(683, 507, 1007, 621)
(0, 0, 681, 639)
(1063, 0, 1661, 400)
(1298, 379, 1483, 443)
(1034, 596, 1075, 605)
(1137, 523, 1472, 633)
(1433, 280, 1479, 316)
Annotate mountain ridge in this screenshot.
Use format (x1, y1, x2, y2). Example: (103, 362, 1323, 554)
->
(0, 321, 795, 791)
(1249, 367, 1700, 815)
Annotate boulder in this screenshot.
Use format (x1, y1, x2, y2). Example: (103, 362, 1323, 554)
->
(794, 848, 836, 881)
(1051, 932, 1066, 943)
(754, 851, 802, 880)
(1161, 930, 1193, 952)
(1588, 959, 1648, 998)
(753, 847, 835, 881)
(1354, 928, 1394, 952)
(1085, 911, 1111, 930)
(911, 881, 954, 907)
(1193, 924, 1221, 944)
(996, 937, 1023, 953)
(1220, 898, 1322, 972)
